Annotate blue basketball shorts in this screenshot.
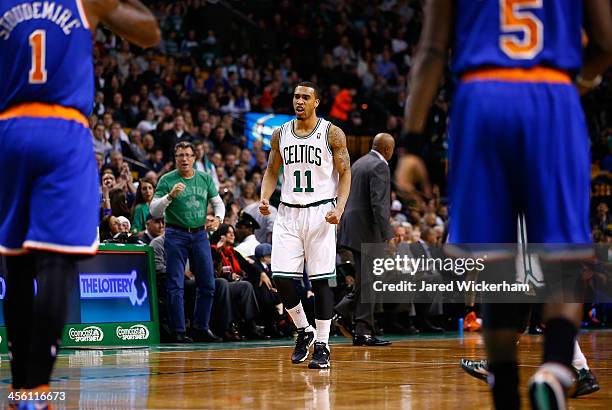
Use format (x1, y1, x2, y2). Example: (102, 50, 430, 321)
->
(447, 80, 591, 244)
(0, 116, 99, 255)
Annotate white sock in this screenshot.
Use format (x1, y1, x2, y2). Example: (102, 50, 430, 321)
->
(315, 319, 331, 346)
(572, 340, 589, 370)
(286, 302, 310, 329)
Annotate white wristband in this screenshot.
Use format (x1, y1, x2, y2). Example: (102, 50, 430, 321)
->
(576, 74, 602, 89)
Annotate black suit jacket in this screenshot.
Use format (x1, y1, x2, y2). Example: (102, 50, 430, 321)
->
(338, 151, 393, 252)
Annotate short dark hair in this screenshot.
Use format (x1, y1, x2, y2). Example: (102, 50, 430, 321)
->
(174, 141, 195, 155)
(295, 81, 320, 100)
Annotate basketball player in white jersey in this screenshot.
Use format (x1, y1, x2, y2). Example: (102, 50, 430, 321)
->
(259, 82, 351, 369)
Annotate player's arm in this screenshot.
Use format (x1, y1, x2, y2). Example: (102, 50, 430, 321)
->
(578, 0, 612, 94)
(396, 0, 452, 197)
(83, 0, 160, 48)
(326, 125, 351, 224)
(403, 0, 453, 134)
(259, 128, 282, 216)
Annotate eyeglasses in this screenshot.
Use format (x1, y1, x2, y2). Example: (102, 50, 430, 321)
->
(175, 154, 194, 159)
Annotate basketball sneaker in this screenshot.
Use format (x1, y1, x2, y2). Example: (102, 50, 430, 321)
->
(572, 368, 600, 398)
(460, 358, 489, 382)
(528, 364, 573, 410)
(291, 327, 316, 364)
(308, 342, 331, 369)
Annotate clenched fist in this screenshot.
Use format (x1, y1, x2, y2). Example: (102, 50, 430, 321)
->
(169, 182, 186, 199)
(325, 208, 343, 224)
(259, 198, 271, 215)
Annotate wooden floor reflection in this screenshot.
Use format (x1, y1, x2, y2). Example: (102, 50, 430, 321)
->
(0, 331, 609, 409)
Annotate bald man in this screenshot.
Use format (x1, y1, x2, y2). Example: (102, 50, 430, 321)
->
(336, 133, 395, 346)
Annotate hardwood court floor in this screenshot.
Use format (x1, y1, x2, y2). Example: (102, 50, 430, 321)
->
(0, 331, 610, 409)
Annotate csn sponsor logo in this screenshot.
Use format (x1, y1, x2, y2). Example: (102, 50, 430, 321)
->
(116, 324, 150, 341)
(68, 326, 104, 342)
(79, 270, 148, 306)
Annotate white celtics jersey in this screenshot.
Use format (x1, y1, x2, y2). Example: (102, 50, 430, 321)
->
(278, 118, 338, 205)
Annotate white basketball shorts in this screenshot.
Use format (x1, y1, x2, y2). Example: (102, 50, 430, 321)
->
(271, 202, 336, 281)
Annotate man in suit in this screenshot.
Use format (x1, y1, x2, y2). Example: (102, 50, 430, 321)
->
(336, 133, 395, 346)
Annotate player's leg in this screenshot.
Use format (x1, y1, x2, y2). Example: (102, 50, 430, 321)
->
(3, 254, 36, 391)
(483, 303, 530, 409)
(303, 203, 338, 369)
(275, 278, 317, 363)
(0, 118, 34, 396)
(448, 81, 523, 409)
(7, 119, 98, 407)
(523, 83, 592, 409)
(271, 206, 315, 363)
(24, 252, 78, 388)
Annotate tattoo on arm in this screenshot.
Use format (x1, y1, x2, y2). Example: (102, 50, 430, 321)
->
(329, 124, 351, 212)
(329, 125, 350, 174)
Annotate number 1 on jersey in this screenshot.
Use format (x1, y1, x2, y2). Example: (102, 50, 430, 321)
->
(293, 170, 314, 193)
(29, 30, 47, 84)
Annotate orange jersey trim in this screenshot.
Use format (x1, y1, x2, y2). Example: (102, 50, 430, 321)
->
(0, 102, 88, 128)
(462, 66, 572, 84)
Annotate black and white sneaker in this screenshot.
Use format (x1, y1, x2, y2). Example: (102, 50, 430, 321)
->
(308, 342, 331, 369)
(460, 358, 489, 382)
(291, 327, 316, 364)
(572, 368, 600, 397)
(529, 364, 571, 410)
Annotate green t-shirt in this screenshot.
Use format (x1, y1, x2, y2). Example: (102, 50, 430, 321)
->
(154, 170, 219, 228)
(131, 203, 150, 233)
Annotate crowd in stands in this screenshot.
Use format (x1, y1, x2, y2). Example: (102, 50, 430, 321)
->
(91, 0, 612, 339)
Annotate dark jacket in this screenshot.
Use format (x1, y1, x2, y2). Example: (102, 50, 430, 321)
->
(338, 151, 393, 252)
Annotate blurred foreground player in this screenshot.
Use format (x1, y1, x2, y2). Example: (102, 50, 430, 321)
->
(396, 1, 612, 409)
(0, 1, 159, 408)
(259, 82, 351, 369)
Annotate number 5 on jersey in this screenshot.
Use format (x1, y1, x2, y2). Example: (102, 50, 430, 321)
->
(29, 30, 47, 84)
(499, 0, 543, 60)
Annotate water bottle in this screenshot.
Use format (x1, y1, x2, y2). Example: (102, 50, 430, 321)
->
(458, 317, 464, 337)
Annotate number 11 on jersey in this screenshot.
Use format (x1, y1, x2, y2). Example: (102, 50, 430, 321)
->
(293, 170, 314, 193)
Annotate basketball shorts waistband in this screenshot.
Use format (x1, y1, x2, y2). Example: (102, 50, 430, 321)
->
(0, 102, 89, 128)
(461, 66, 571, 85)
(280, 198, 336, 208)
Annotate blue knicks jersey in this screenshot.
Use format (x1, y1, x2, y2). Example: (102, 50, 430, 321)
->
(452, 0, 583, 75)
(0, 0, 93, 115)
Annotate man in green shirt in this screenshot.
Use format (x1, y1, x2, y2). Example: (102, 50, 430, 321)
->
(150, 142, 225, 343)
